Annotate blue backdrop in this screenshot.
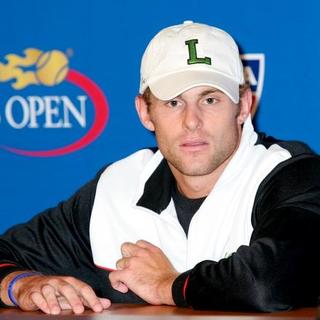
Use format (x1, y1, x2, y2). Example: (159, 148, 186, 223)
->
(0, 0, 319, 232)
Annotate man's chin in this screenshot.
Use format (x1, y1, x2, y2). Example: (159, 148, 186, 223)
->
(174, 163, 216, 177)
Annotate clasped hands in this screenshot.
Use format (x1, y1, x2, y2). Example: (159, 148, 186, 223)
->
(109, 240, 179, 305)
(1, 240, 178, 314)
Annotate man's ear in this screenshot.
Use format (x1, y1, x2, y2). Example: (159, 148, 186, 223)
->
(237, 88, 253, 125)
(135, 95, 155, 131)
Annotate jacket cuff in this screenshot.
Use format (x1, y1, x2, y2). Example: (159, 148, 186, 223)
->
(0, 262, 26, 278)
(172, 270, 191, 307)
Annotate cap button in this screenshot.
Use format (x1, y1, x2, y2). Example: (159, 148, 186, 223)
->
(183, 20, 194, 24)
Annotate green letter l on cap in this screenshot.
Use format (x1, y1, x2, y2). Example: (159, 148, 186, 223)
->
(185, 39, 211, 65)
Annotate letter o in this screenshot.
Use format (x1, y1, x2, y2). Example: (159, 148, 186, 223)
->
(5, 96, 30, 129)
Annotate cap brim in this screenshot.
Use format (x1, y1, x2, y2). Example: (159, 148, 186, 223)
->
(148, 70, 240, 103)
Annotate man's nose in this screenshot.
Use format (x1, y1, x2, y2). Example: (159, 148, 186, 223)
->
(182, 104, 203, 132)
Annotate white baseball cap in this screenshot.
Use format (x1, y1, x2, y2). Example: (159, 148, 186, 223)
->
(139, 21, 244, 103)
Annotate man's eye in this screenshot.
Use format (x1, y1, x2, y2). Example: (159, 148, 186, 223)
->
(206, 97, 216, 104)
(167, 100, 179, 107)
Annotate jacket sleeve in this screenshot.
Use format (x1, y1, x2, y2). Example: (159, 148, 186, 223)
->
(172, 155, 320, 311)
(0, 171, 102, 282)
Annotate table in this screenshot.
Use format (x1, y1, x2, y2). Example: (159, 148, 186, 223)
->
(0, 304, 317, 319)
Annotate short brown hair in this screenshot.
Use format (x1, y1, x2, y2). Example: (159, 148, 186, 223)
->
(142, 82, 251, 108)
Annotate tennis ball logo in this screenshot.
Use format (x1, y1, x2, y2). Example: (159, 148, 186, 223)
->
(35, 50, 69, 86)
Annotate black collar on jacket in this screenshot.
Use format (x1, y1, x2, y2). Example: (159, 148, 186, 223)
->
(136, 158, 174, 214)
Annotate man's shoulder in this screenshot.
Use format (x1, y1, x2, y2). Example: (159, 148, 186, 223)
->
(250, 133, 319, 222)
(255, 132, 315, 157)
(252, 152, 320, 221)
(101, 147, 158, 175)
(254, 129, 320, 195)
(260, 153, 320, 188)
(95, 148, 162, 194)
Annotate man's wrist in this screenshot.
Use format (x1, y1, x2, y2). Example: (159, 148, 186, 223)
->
(0, 265, 27, 307)
(158, 272, 179, 306)
(0, 271, 34, 307)
(7, 272, 42, 306)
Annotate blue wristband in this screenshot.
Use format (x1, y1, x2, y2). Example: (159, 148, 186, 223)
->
(8, 272, 42, 306)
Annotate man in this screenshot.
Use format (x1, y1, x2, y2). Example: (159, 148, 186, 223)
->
(0, 21, 319, 315)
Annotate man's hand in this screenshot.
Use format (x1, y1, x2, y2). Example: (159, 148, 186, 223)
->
(109, 240, 179, 305)
(0, 272, 111, 314)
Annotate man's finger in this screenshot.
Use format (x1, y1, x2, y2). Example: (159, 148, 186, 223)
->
(57, 283, 84, 314)
(61, 277, 111, 311)
(116, 257, 131, 270)
(41, 284, 61, 315)
(57, 296, 73, 309)
(121, 242, 141, 257)
(136, 240, 160, 252)
(29, 291, 51, 314)
(109, 270, 129, 293)
(99, 298, 112, 309)
(77, 283, 109, 312)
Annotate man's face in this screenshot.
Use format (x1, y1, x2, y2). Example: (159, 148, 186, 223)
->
(138, 86, 249, 180)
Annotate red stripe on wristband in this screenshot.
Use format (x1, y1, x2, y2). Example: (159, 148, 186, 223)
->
(182, 275, 190, 300)
(0, 263, 16, 268)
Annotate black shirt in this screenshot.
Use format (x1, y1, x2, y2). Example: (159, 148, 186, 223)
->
(172, 182, 206, 236)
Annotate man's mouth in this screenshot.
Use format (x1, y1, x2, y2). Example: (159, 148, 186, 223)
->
(180, 140, 209, 151)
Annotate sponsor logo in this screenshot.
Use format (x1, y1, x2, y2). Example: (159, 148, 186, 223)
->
(241, 53, 265, 115)
(0, 48, 109, 157)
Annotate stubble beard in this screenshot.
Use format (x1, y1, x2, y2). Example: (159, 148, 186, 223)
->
(165, 143, 237, 177)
